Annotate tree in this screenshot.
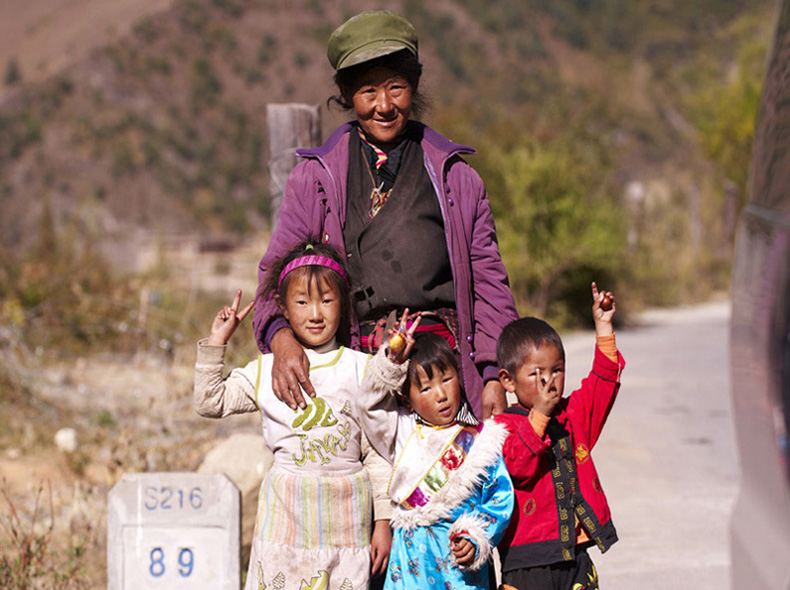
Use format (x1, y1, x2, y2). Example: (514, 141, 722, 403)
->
(485, 137, 626, 323)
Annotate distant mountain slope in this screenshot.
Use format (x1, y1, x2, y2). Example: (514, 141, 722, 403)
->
(0, 0, 774, 281)
(0, 0, 176, 88)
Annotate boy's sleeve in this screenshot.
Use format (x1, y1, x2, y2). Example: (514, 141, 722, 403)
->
(595, 333, 618, 362)
(448, 455, 514, 572)
(194, 339, 260, 417)
(567, 343, 625, 449)
(495, 413, 551, 484)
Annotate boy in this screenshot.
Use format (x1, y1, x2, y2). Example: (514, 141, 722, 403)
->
(494, 283, 625, 590)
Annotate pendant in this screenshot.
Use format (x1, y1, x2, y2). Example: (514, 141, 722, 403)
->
(369, 182, 387, 218)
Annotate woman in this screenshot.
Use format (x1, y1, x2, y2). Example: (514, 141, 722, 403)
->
(253, 10, 518, 420)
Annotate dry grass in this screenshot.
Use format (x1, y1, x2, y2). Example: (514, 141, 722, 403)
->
(0, 480, 95, 589)
(0, 231, 263, 588)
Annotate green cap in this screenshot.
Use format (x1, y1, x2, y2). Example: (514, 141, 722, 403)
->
(327, 10, 418, 71)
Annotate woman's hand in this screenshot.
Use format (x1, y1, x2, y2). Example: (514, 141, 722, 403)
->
(370, 520, 392, 577)
(270, 328, 315, 409)
(481, 380, 507, 418)
(207, 290, 254, 346)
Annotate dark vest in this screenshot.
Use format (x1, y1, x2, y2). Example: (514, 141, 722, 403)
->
(499, 406, 618, 569)
(344, 127, 455, 320)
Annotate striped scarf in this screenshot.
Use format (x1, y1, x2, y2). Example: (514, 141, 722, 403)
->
(358, 127, 393, 218)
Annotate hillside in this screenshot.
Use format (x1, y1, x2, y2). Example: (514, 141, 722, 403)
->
(0, 0, 775, 331)
(0, 0, 177, 88)
(0, 2, 778, 586)
(0, 0, 774, 273)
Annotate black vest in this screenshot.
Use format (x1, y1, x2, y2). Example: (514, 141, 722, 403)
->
(344, 127, 455, 320)
(499, 406, 618, 569)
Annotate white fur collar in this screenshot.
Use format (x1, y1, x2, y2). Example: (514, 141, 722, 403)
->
(390, 419, 508, 530)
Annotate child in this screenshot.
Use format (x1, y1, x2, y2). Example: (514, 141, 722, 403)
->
(359, 318, 514, 590)
(193, 241, 392, 590)
(494, 283, 625, 590)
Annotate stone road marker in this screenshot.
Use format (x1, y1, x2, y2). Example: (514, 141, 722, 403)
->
(108, 472, 240, 589)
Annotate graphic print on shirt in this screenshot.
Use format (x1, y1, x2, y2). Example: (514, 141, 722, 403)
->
(575, 443, 590, 464)
(256, 565, 285, 590)
(298, 569, 329, 590)
(291, 397, 354, 466)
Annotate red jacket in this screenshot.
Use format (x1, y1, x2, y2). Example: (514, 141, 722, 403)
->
(494, 345, 625, 570)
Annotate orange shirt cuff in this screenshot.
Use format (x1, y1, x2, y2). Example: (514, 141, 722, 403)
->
(528, 410, 551, 438)
(595, 333, 618, 362)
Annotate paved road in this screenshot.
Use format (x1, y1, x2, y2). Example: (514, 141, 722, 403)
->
(558, 301, 736, 590)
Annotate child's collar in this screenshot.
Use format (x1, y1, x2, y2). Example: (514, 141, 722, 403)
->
(305, 338, 339, 354)
(414, 414, 458, 429)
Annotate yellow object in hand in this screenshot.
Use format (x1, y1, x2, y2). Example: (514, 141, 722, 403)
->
(389, 331, 406, 354)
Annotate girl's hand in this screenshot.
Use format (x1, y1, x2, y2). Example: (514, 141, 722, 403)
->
(207, 289, 254, 346)
(450, 537, 476, 566)
(591, 282, 615, 337)
(387, 308, 421, 364)
(532, 368, 561, 417)
(370, 520, 391, 577)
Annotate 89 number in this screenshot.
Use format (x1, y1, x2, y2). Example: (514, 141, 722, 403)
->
(149, 547, 194, 578)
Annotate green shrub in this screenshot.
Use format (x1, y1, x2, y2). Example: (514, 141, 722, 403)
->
(486, 140, 627, 321)
(4, 57, 21, 86)
(257, 34, 277, 66)
(212, 0, 244, 17)
(180, 0, 210, 33)
(190, 57, 222, 111)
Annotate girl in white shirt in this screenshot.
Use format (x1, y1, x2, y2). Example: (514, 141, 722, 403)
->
(193, 240, 391, 590)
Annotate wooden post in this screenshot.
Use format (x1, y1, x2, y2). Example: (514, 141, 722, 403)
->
(266, 104, 321, 229)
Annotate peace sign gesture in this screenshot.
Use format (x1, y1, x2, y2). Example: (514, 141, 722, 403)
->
(387, 308, 421, 364)
(207, 289, 255, 346)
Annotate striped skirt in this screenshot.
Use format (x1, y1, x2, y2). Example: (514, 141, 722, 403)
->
(245, 468, 372, 590)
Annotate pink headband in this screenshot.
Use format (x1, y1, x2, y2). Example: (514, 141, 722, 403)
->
(278, 253, 350, 289)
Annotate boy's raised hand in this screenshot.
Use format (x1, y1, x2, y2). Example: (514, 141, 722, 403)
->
(207, 289, 255, 346)
(387, 308, 421, 364)
(591, 281, 615, 337)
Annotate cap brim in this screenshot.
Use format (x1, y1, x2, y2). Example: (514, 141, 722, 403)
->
(336, 40, 414, 70)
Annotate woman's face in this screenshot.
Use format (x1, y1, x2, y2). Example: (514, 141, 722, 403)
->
(349, 66, 413, 147)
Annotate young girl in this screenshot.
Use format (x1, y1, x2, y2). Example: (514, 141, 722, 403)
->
(358, 319, 515, 590)
(193, 241, 391, 590)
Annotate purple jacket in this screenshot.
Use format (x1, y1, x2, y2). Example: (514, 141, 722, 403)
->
(253, 122, 518, 414)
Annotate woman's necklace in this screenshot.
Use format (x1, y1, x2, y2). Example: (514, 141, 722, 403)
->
(361, 144, 392, 219)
